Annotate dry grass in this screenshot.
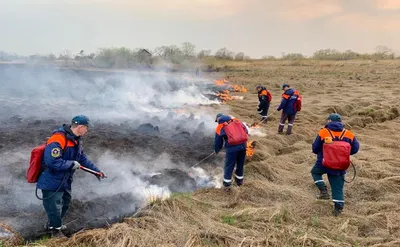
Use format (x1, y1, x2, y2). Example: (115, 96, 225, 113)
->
(20, 60, 400, 247)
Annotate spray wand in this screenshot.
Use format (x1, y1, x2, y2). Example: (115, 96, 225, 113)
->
(79, 166, 107, 181)
(190, 151, 216, 168)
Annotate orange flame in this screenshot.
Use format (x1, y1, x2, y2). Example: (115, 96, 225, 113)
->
(216, 90, 233, 104)
(233, 85, 247, 93)
(246, 141, 256, 160)
(214, 79, 247, 93)
(250, 122, 260, 128)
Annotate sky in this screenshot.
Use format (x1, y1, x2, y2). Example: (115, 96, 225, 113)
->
(0, 0, 399, 58)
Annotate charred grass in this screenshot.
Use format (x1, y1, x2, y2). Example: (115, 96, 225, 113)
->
(18, 60, 400, 247)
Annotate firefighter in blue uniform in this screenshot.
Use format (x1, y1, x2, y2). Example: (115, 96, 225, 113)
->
(37, 115, 106, 237)
(214, 113, 248, 191)
(311, 113, 359, 216)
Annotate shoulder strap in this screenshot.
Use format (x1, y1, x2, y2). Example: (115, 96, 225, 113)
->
(339, 129, 347, 140)
(326, 128, 347, 140)
(326, 128, 335, 139)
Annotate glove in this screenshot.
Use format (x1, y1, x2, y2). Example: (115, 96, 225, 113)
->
(97, 171, 107, 179)
(71, 161, 80, 170)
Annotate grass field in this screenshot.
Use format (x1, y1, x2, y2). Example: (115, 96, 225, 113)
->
(10, 59, 400, 247)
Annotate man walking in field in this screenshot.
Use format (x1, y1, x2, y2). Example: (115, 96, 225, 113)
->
(311, 113, 360, 216)
(256, 85, 272, 123)
(277, 84, 301, 135)
(214, 113, 248, 191)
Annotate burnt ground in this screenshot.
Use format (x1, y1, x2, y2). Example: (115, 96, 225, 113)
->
(0, 113, 223, 240)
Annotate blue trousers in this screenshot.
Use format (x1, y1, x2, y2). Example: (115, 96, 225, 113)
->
(259, 103, 270, 119)
(311, 165, 345, 207)
(223, 149, 246, 187)
(42, 190, 72, 229)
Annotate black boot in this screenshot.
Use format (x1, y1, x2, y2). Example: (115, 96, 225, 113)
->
(51, 229, 68, 239)
(333, 203, 343, 216)
(317, 186, 330, 200)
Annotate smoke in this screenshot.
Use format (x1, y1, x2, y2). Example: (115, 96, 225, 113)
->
(0, 65, 220, 130)
(0, 64, 225, 238)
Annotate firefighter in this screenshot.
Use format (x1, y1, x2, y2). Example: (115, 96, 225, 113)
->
(37, 115, 106, 238)
(256, 85, 272, 122)
(311, 113, 360, 216)
(214, 113, 248, 191)
(277, 83, 300, 135)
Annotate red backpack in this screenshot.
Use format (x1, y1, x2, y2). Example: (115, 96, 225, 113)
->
(223, 119, 248, 145)
(294, 92, 302, 112)
(322, 129, 351, 170)
(27, 133, 67, 183)
(266, 90, 272, 102)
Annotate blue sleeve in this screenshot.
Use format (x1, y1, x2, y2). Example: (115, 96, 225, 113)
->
(277, 98, 287, 111)
(78, 151, 101, 172)
(43, 142, 74, 171)
(350, 137, 360, 155)
(214, 133, 224, 154)
(312, 135, 323, 154)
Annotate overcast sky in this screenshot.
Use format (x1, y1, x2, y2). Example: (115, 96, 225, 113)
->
(0, 0, 399, 58)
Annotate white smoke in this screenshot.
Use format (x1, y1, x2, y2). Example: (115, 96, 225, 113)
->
(0, 65, 226, 237)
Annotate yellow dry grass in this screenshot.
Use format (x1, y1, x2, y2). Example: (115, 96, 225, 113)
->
(19, 59, 400, 247)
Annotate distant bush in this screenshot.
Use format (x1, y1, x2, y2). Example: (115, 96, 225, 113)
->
(261, 55, 277, 60)
(215, 48, 235, 60)
(281, 53, 306, 60)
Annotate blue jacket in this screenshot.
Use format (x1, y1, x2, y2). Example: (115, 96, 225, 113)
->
(214, 116, 247, 154)
(258, 87, 271, 109)
(312, 122, 360, 175)
(277, 88, 299, 115)
(37, 125, 100, 191)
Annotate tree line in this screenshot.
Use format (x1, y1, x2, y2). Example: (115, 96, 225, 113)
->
(1, 43, 398, 69)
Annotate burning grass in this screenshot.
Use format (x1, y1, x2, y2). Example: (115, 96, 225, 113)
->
(17, 60, 400, 247)
(213, 79, 247, 103)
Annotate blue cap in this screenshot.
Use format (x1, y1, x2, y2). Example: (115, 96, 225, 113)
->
(215, 113, 223, 122)
(282, 83, 290, 90)
(327, 113, 342, 122)
(72, 115, 91, 126)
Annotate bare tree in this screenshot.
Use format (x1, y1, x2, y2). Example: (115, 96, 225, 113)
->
(197, 49, 211, 59)
(215, 48, 234, 60)
(181, 42, 196, 57)
(235, 52, 245, 61)
(374, 45, 394, 59)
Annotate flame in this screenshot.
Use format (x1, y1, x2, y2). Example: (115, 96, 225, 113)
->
(213, 78, 247, 103)
(246, 141, 256, 160)
(215, 90, 233, 104)
(250, 122, 260, 128)
(214, 79, 228, 86)
(214, 79, 247, 93)
(233, 85, 247, 93)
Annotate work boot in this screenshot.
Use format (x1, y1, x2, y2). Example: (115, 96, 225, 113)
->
(286, 125, 293, 135)
(278, 124, 284, 134)
(223, 186, 232, 193)
(51, 229, 68, 239)
(261, 117, 268, 123)
(333, 204, 344, 216)
(317, 186, 330, 200)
